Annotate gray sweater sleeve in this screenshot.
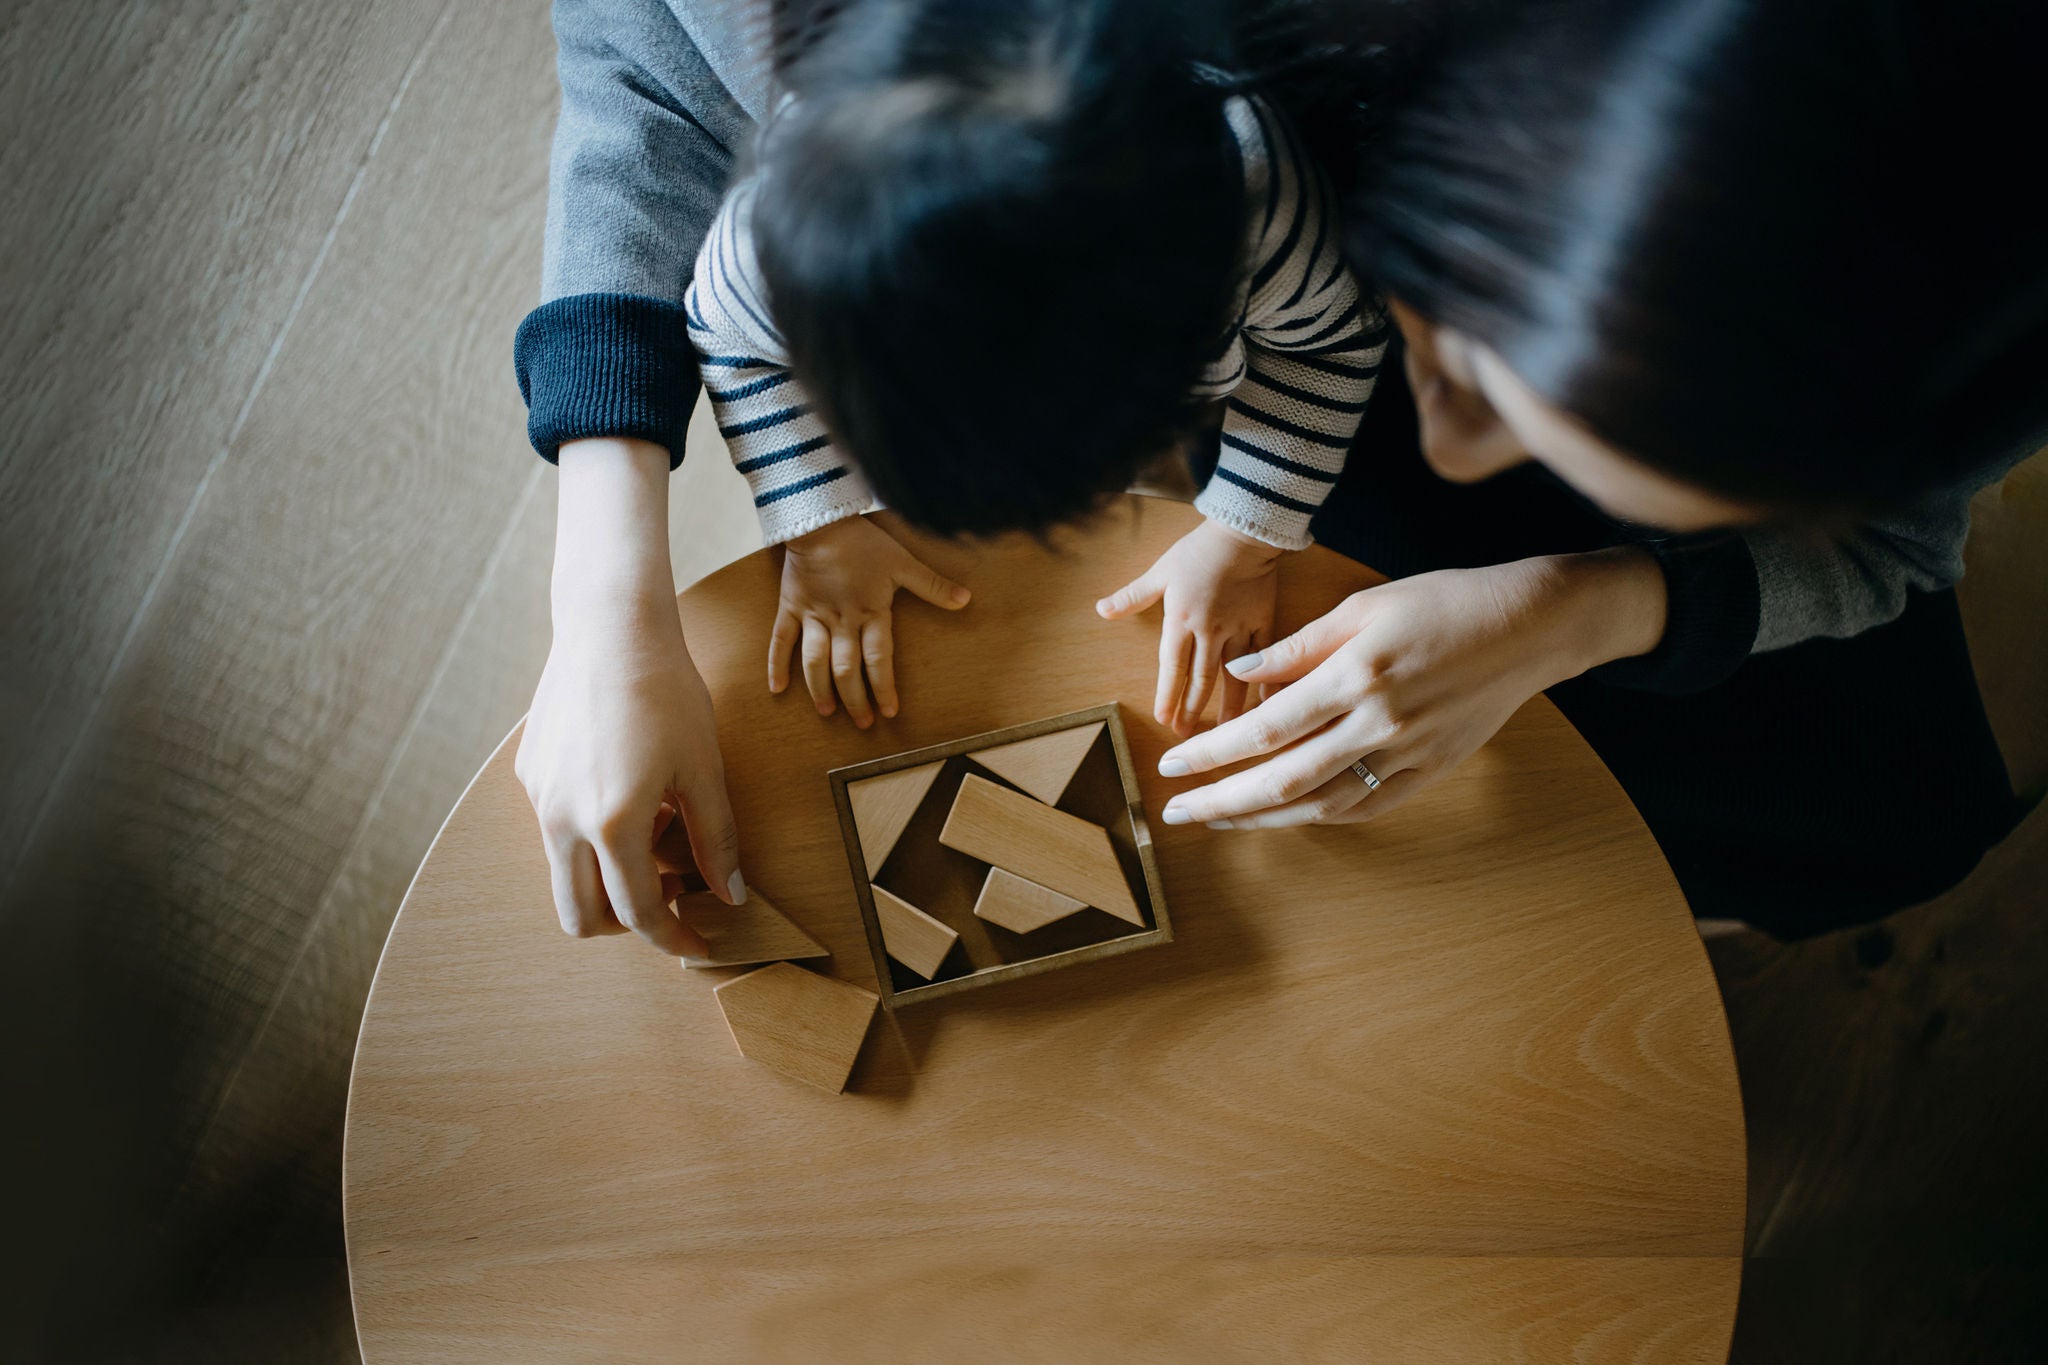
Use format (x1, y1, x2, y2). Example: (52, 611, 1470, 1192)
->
(1595, 448, 2030, 694)
(513, 0, 758, 463)
(1748, 481, 1983, 652)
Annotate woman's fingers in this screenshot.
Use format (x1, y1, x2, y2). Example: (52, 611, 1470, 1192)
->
(595, 836, 704, 957)
(1162, 720, 1375, 824)
(1154, 625, 1193, 729)
(862, 616, 898, 719)
(1195, 761, 1402, 831)
(893, 556, 972, 610)
(1097, 570, 1165, 621)
(548, 837, 625, 938)
(1317, 766, 1428, 824)
(672, 762, 744, 907)
(1159, 654, 1360, 776)
(800, 616, 834, 716)
(1224, 595, 1367, 685)
(1178, 633, 1221, 735)
(1217, 631, 1258, 724)
(767, 608, 799, 694)
(831, 625, 873, 728)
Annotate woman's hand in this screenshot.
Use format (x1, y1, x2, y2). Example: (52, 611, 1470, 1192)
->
(770, 514, 971, 728)
(1097, 517, 1285, 737)
(1155, 548, 1668, 828)
(517, 437, 743, 957)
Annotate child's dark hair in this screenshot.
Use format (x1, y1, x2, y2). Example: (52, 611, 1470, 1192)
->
(751, 0, 1244, 536)
(1352, 0, 2048, 512)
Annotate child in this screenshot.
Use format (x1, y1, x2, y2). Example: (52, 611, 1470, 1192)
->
(689, 0, 1387, 736)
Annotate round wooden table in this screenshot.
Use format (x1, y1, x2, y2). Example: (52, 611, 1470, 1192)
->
(345, 496, 1745, 1362)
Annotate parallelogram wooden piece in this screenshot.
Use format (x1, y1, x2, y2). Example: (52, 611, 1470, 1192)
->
(940, 774, 1145, 926)
(969, 722, 1105, 805)
(973, 867, 1090, 935)
(848, 760, 945, 876)
(872, 886, 959, 979)
(679, 887, 829, 969)
(713, 962, 879, 1094)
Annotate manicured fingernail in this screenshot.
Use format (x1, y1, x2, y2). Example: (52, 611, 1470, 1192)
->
(1207, 820, 1235, 831)
(1158, 757, 1191, 777)
(1162, 806, 1192, 825)
(727, 871, 748, 904)
(1224, 652, 1263, 679)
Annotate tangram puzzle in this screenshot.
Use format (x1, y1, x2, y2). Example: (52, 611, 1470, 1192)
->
(831, 703, 1171, 1009)
(668, 829, 878, 1095)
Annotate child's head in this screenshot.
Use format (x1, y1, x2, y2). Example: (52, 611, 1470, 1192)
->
(752, 0, 1244, 536)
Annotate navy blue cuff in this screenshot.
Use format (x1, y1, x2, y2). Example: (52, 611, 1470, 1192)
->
(514, 292, 698, 467)
(1588, 532, 1761, 695)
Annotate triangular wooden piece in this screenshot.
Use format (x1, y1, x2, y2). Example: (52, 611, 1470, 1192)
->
(872, 887, 959, 979)
(715, 963, 878, 1094)
(969, 722, 1105, 806)
(940, 774, 1146, 926)
(973, 867, 1089, 934)
(679, 887, 829, 969)
(848, 760, 945, 877)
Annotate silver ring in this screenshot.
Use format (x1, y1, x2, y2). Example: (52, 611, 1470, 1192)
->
(1350, 759, 1382, 793)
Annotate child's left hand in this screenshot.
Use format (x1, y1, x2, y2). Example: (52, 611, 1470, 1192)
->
(1097, 518, 1285, 737)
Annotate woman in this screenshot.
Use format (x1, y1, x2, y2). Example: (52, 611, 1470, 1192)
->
(1151, 0, 2046, 935)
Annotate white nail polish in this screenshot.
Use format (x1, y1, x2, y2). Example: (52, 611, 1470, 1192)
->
(1158, 757, 1191, 777)
(1162, 807, 1192, 825)
(727, 870, 748, 904)
(1206, 820, 1235, 831)
(1224, 652, 1264, 679)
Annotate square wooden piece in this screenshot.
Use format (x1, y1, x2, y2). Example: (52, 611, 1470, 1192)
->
(828, 704, 1171, 1009)
(713, 962, 879, 1094)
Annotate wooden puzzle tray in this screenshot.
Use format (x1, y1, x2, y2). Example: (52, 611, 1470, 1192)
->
(829, 703, 1171, 1009)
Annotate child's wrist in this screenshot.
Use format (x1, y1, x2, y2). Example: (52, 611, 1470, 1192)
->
(1199, 517, 1288, 562)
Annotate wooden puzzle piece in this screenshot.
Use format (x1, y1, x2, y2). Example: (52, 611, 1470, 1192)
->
(939, 774, 1145, 927)
(847, 760, 945, 877)
(969, 722, 1105, 806)
(714, 962, 879, 1094)
(972, 867, 1089, 935)
(679, 887, 829, 969)
(872, 886, 958, 979)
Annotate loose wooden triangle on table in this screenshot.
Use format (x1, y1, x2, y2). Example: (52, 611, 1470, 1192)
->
(714, 962, 879, 1094)
(847, 760, 946, 877)
(968, 722, 1105, 806)
(679, 886, 829, 969)
(940, 773, 1146, 926)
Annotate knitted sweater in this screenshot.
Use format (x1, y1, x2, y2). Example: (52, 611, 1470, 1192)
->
(686, 93, 1383, 546)
(513, 0, 2025, 695)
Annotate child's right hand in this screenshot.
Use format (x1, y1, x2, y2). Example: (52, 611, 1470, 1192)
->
(770, 515, 971, 727)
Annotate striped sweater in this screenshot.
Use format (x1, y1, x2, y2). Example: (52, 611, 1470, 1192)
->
(686, 93, 1387, 548)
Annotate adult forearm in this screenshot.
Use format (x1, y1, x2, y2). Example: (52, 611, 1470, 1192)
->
(554, 437, 677, 614)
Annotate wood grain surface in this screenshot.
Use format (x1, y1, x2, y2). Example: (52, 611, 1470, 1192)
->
(344, 496, 1745, 1361)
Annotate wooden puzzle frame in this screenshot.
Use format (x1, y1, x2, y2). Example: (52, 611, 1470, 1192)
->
(828, 703, 1172, 1009)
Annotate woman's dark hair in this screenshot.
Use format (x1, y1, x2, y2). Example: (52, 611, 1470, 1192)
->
(751, 0, 1245, 535)
(1354, 0, 2048, 511)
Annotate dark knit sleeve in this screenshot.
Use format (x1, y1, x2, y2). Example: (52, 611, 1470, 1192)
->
(1587, 533, 1761, 695)
(514, 293, 697, 466)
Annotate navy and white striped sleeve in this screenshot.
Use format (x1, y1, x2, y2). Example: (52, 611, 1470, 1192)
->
(685, 177, 875, 543)
(1193, 96, 1387, 551)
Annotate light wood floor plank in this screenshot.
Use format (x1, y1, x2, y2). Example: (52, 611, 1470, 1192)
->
(0, 0, 451, 873)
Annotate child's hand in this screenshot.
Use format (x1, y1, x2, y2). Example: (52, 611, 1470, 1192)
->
(770, 515, 971, 727)
(1097, 518, 1284, 737)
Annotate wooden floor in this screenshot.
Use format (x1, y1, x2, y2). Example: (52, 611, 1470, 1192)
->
(1, 4, 2042, 1361)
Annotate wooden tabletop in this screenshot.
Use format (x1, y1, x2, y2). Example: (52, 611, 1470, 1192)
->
(344, 496, 1745, 1362)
